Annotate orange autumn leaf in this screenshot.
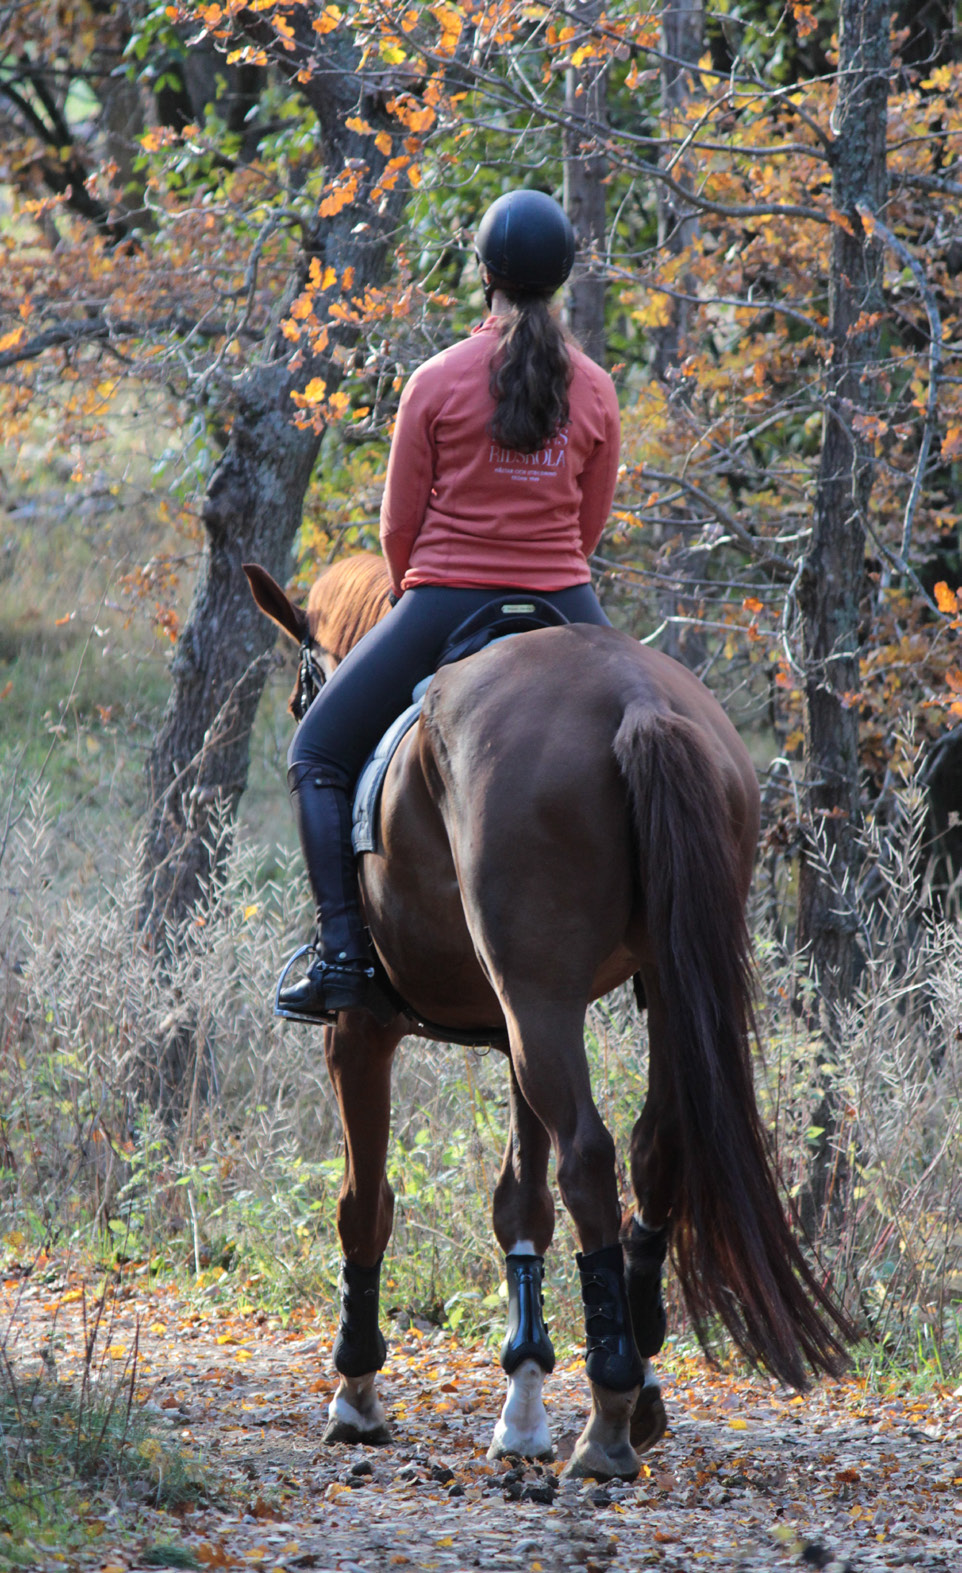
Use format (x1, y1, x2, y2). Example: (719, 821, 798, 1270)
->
(196, 1542, 233, 1567)
(941, 425, 962, 462)
(828, 206, 856, 236)
(313, 4, 342, 33)
(291, 377, 327, 407)
(318, 172, 359, 217)
(934, 581, 959, 615)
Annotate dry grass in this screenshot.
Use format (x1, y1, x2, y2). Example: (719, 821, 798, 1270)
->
(0, 766, 959, 1381)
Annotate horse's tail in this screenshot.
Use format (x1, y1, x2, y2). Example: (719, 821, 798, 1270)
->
(614, 705, 854, 1388)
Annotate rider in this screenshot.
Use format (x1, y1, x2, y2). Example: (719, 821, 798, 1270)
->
(277, 188, 621, 1023)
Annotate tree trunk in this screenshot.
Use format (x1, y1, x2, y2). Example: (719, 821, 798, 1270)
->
(652, 0, 703, 381)
(651, 0, 708, 669)
(795, 0, 889, 1230)
(138, 20, 410, 956)
(138, 369, 321, 948)
(563, 0, 608, 366)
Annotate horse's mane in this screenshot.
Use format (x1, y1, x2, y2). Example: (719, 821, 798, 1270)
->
(307, 553, 391, 664)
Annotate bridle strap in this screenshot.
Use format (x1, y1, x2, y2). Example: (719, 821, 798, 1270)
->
(295, 638, 324, 721)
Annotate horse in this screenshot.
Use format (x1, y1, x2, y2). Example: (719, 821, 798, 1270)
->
(244, 552, 853, 1481)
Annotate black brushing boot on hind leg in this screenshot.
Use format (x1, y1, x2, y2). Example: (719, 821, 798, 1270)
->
(276, 766, 395, 1026)
(621, 1216, 669, 1357)
(576, 1243, 645, 1391)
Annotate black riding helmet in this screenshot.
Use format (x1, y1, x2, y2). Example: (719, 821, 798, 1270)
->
(475, 189, 576, 296)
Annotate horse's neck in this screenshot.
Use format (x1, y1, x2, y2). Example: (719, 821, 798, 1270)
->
(309, 556, 390, 665)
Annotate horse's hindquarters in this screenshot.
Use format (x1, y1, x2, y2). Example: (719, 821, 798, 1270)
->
(359, 728, 507, 1029)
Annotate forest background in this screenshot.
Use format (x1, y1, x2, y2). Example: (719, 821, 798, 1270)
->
(1, 0, 962, 1446)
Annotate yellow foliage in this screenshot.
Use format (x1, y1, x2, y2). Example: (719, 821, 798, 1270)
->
(379, 38, 408, 64)
(292, 378, 327, 407)
(921, 65, 955, 92)
(633, 295, 673, 329)
(226, 46, 267, 65)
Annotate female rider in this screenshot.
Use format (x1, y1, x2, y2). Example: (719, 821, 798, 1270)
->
(277, 188, 621, 1023)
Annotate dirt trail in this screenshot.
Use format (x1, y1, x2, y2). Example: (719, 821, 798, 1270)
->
(7, 1279, 962, 1572)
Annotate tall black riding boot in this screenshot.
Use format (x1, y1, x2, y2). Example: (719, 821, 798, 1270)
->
(276, 766, 395, 1025)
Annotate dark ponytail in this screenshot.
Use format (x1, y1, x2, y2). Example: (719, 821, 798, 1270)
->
(488, 292, 572, 454)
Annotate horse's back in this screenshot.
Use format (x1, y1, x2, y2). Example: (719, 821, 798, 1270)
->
(420, 625, 757, 991)
(362, 624, 758, 1019)
(423, 624, 756, 839)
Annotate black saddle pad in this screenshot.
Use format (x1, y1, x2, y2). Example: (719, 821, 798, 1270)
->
(436, 594, 569, 670)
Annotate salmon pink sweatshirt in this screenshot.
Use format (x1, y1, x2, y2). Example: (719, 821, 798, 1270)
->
(379, 317, 620, 597)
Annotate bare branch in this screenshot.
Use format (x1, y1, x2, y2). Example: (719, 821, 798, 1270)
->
(856, 204, 944, 569)
(0, 313, 263, 370)
(638, 466, 796, 576)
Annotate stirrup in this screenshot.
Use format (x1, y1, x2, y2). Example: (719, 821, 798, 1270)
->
(274, 945, 396, 1028)
(274, 944, 338, 1026)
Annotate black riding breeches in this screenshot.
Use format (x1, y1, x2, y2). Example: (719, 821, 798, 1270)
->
(288, 581, 610, 789)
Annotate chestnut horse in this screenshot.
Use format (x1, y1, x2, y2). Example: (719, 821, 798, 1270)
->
(245, 553, 851, 1481)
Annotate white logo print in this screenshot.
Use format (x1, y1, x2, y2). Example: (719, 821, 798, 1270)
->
(488, 428, 569, 482)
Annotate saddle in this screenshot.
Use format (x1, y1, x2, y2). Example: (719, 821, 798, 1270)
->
(352, 595, 569, 856)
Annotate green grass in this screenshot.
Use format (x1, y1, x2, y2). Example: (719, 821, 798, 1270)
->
(0, 1320, 211, 1572)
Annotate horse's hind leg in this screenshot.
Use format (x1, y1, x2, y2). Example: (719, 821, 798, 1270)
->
(621, 972, 675, 1453)
(488, 1062, 556, 1461)
(501, 997, 643, 1481)
(322, 1011, 403, 1446)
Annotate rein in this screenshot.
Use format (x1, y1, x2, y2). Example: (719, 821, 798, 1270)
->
(294, 637, 324, 722)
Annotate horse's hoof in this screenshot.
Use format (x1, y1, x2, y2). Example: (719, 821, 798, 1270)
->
(323, 1416, 392, 1446)
(630, 1371, 668, 1454)
(487, 1435, 554, 1462)
(562, 1438, 640, 1482)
